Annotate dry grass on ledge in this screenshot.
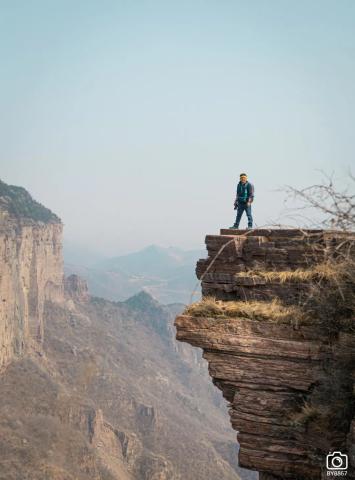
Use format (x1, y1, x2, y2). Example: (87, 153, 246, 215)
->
(184, 297, 309, 324)
(233, 261, 347, 284)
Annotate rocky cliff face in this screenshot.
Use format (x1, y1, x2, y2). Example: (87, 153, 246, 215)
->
(175, 229, 355, 480)
(0, 212, 63, 371)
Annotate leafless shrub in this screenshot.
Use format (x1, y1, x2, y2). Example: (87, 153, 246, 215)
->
(283, 171, 355, 231)
(281, 173, 355, 332)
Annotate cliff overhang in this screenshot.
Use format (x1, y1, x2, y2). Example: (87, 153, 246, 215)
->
(175, 229, 355, 480)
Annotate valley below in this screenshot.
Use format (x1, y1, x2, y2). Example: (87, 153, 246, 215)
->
(0, 179, 253, 480)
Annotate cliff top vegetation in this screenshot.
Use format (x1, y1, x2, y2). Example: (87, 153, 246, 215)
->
(0, 179, 60, 224)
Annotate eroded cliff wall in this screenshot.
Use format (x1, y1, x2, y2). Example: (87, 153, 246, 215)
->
(175, 229, 355, 480)
(0, 216, 64, 369)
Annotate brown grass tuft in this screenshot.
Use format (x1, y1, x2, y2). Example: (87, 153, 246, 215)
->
(184, 297, 309, 324)
(289, 402, 323, 426)
(233, 262, 347, 284)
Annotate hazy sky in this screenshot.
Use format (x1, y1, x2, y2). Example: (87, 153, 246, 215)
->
(1, 1, 354, 255)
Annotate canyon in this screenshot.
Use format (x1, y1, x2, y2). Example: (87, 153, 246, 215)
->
(0, 180, 248, 480)
(2, 178, 354, 479)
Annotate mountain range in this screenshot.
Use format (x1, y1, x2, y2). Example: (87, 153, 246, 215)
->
(64, 244, 204, 304)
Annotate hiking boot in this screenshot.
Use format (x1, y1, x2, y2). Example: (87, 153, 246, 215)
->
(229, 225, 238, 229)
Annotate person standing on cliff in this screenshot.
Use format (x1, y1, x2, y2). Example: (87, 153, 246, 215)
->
(230, 173, 254, 229)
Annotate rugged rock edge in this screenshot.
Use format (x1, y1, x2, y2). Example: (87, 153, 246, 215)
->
(175, 229, 355, 480)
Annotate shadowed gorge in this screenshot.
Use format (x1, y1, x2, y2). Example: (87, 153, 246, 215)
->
(175, 229, 355, 479)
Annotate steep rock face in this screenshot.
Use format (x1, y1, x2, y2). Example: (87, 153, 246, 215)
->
(0, 216, 63, 370)
(175, 229, 355, 480)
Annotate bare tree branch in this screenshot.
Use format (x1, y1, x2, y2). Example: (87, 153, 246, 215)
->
(283, 172, 355, 231)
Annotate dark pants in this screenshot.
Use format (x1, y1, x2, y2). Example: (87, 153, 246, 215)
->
(235, 202, 253, 228)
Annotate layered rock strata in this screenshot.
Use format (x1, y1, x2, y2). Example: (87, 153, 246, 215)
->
(197, 229, 353, 302)
(175, 229, 355, 480)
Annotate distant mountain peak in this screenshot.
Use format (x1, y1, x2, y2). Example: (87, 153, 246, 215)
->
(142, 244, 163, 252)
(142, 244, 182, 253)
(124, 290, 160, 310)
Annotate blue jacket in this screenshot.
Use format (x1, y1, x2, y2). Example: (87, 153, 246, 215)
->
(236, 181, 254, 203)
